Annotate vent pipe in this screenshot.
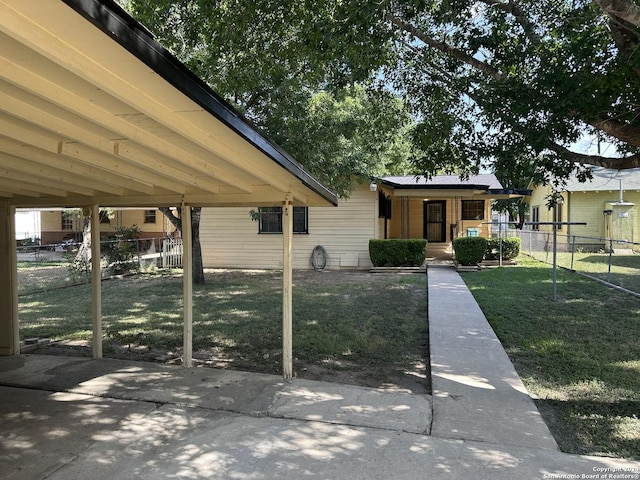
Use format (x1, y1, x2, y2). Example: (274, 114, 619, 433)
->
(619, 179, 624, 203)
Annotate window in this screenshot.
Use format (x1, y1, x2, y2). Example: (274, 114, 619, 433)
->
(531, 206, 540, 231)
(554, 203, 563, 231)
(461, 200, 485, 220)
(144, 209, 157, 224)
(61, 214, 73, 230)
(258, 206, 308, 234)
(292, 207, 308, 233)
(99, 211, 111, 224)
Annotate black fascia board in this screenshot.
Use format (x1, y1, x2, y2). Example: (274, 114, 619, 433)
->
(61, 0, 338, 206)
(381, 180, 491, 191)
(487, 188, 532, 196)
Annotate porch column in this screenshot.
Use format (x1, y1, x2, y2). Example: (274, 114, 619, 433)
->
(90, 205, 102, 358)
(0, 201, 18, 355)
(282, 195, 293, 379)
(182, 204, 193, 367)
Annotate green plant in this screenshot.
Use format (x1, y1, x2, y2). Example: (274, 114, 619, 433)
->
(368, 239, 427, 267)
(484, 237, 521, 261)
(453, 236, 488, 265)
(102, 225, 141, 275)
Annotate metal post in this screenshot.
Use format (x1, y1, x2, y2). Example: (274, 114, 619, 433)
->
(552, 218, 558, 302)
(608, 238, 613, 283)
(498, 220, 503, 267)
(570, 235, 576, 271)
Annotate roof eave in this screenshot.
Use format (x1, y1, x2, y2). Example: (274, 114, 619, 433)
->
(61, 0, 338, 207)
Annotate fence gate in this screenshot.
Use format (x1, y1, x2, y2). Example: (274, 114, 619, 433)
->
(162, 238, 183, 268)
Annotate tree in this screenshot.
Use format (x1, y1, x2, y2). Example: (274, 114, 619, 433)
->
(124, 0, 640, 182)
(160, 207, 205, 285)
(491, 154, 542, 229)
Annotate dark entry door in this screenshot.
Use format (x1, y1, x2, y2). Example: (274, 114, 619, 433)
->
(424, 201, 446, 242)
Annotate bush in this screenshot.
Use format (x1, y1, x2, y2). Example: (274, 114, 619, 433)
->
(369, 239, 427, 267)
(102, 225, 141, 275)
(484, 237, 521, 261)
(453, 237, 488, 266)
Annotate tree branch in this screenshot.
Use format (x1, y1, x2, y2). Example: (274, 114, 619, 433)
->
(159, 206, 181, 231)
(480, 0, 541, 43)
(595, 0, 640, 29)
(549, 142, 640, 169)
(383, 11, 506, 80)
(591, 114, 640, 148)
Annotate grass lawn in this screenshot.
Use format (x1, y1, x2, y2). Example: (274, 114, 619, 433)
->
(18, 269, 429, 392)
(527, 250, 640, 294)
(17, 260, 74, 295)
(461, 256, 640, 460)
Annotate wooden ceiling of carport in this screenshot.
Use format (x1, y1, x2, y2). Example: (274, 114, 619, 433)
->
(0, 0, 337, 209)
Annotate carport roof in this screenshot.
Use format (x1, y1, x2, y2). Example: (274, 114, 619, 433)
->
(0, 0, 338, 208)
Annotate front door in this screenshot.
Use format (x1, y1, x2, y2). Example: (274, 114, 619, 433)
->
(424, 201, 446, 242)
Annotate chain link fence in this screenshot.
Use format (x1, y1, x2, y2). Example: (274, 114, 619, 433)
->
(508, 229, 640, 296)
(17, 237, 182, 295)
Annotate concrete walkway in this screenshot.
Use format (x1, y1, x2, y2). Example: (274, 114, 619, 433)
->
(1, 269, 639, 479)
(428, 266, 558, 450)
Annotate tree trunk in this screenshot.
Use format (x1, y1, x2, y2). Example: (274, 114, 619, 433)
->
(190, 207, 205, 285)
(159, 206, 205, 284)
(73, 212, 92, 280)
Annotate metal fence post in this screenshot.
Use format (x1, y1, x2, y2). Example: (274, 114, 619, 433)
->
(570, 235, 576, 271)
(608, 238, 613, 283)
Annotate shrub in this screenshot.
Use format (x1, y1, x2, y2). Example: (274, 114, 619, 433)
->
(453, 237, 488, 266)
(484, 237, 521, 261)
(369, 239, 427, 267)
(102, 225, 141, 275)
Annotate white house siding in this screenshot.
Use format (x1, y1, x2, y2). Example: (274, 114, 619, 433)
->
(200, 184, 378, 270)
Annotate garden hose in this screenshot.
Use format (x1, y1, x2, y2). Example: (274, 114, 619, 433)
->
(311, 245, 327, 270)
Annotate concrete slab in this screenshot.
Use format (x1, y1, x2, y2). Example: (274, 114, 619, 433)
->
(428, 267, 559, 451)
(0, 386, 156, 480)
(2, 385, 638, 480)
(271, 379, 432, 434)
(0, 354, 285, 415)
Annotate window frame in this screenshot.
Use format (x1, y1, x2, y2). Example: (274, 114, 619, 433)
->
(258, 206, 308, 234)
(144, 209, 157, 224)
(461, 200, 485, 221)
(554, 203, 563, 231)
(531, 206, 540, 231)
(61, 214, 73, 231)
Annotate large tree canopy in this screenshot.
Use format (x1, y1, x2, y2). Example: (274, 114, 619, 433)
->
(124, 0, 640, 185)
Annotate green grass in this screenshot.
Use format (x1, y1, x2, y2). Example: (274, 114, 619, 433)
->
(527, 250, 640, 293)
(18, 270, 428, 386)
(461, 256, 640, 460)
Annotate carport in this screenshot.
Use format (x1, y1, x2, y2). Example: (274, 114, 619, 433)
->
(0, 0, 337, 378)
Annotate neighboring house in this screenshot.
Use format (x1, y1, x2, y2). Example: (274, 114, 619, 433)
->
(527, 167, 640, 250)
(39, 208, 167, 245)
(200, 174, 520, 269)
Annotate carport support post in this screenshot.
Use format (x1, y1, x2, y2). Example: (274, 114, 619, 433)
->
(182, 204, 193, 367)
(282, 195, 293, 379)
(0, 201, 18, 355)
(90, 205, 102, 358)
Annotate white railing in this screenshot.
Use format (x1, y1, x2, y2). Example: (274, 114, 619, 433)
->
(162, 238, 183, 268)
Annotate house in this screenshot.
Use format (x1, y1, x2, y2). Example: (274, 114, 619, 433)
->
(200, 173, 521, 269)
(527, 167, 640, 250)
(38, 208, 168, 245)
